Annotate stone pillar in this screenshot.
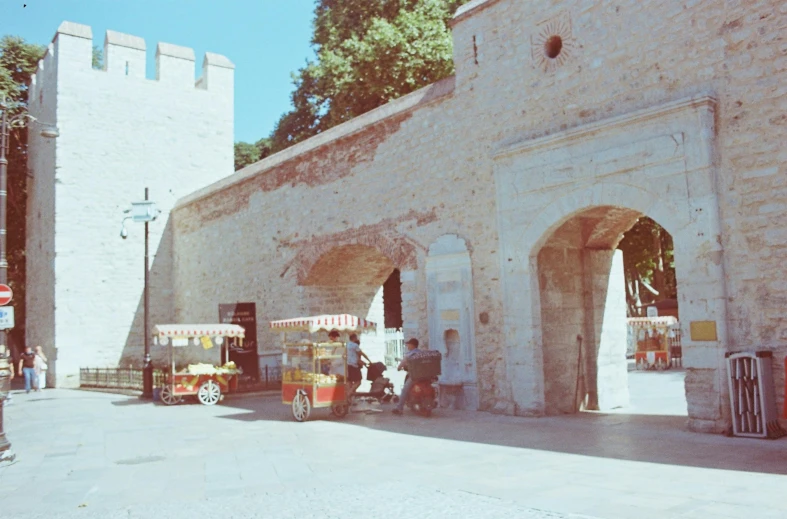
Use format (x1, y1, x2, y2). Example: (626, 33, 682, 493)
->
(583, 249, 629, 411)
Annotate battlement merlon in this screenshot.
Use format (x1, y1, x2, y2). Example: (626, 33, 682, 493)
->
(105, 30, 146, 78)
(43, 21, 234, 92)
(198, 52, 235, 92)
(156, 43, 195, 87)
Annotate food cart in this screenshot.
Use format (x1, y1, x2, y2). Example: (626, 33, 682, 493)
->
(270, 314, 377, 422)
(628, 316, 679, 370)
(153, 324, 245, 406)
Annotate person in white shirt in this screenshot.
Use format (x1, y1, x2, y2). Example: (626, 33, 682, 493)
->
(345, 333, 370, 398)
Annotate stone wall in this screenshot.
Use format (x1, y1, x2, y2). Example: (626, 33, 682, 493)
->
(16, 0, 780, 430)
(26, 22, 234, 387)
(170, 0, 787, 429)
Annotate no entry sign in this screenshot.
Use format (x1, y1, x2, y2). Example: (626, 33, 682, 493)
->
(0, 284, 12, 306)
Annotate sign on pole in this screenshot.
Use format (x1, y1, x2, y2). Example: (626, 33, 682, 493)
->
(0, 307, 14, 330)
(0, 284, 12, 306)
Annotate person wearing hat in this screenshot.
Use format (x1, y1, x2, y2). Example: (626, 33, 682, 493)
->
(392, 338, 420, 415)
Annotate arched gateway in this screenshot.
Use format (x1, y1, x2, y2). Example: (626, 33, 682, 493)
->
(492, 96, 730, 432)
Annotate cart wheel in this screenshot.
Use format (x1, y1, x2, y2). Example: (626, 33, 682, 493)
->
(197, 380, 221, 405)
(160, 385, 182, 406)
(292, 391, 311, 422)
(331, 403, 349, 418)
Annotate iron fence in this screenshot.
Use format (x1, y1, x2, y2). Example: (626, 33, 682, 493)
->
(669, 327, 682, 366)
(79, 367, 166, 391)
(384, 328, 404, 366)
(79, 365, 282, 392)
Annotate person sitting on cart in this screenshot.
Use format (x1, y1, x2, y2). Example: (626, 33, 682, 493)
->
(346, 333, 370, 397)
(392, 338, 420, 415)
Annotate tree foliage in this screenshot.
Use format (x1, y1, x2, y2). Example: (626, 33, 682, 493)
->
(234, 0, 468, 168)
(269, 0, 467, 153)
(234, 137, 272, 171)
(92, 45, 103, 70)
(0, 35, 47, 350)
(617, 217, 677, 316)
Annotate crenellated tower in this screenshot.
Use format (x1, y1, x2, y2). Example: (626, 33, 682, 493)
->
(26, 21, 235, 387)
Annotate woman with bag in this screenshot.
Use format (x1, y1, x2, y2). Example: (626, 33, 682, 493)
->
(34, 345, 48, 391)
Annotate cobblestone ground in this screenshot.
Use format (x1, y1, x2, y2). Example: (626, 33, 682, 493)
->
(1, 386, 786, 519)
(19, 482, 598, 519)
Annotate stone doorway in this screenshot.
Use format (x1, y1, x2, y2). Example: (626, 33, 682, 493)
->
(493, 96, 730, 432)
(535, 208, 689, 417)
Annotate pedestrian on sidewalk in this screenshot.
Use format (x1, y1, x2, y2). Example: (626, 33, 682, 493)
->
(346, 333, 370, 399)
(392, 338, 420, 415)
(34, 346, 48, 391)
(18, 346, 38, 394)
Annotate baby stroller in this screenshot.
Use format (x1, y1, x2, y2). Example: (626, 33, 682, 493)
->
(350, 361, 398, 404)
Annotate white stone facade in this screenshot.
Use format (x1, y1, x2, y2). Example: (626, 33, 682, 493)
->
(27, 0, 787, 435)
(26, 22, 234, 387)
(168, 0, 787, 433)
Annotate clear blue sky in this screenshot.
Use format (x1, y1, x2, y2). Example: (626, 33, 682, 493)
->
(1, 0, 317, 143)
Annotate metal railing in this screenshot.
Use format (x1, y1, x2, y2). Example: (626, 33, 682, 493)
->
(384, 328, 404, 366)
(669, 327, 682, 366)
(79, 367, 166, 391)
(238, 365, 282, 391)
(79, 365, 282, 392)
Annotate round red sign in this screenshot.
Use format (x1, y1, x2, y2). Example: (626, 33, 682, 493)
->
(0, 284, 12, 306)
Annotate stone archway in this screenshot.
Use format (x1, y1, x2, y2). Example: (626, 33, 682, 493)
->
(292, 232, 420, 363)
(492, 96, 730, 432)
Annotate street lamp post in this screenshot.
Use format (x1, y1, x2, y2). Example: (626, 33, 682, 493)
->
(120, 188, 160, 399)
(0, 98, 59, 461)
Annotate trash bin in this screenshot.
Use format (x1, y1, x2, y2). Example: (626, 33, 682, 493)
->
(725, 351, 786, 439)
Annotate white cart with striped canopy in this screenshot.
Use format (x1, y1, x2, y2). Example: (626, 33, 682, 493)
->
(271, 315, 376, 422)
(153, 324, 245, 406)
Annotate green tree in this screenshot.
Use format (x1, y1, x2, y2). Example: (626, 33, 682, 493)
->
(234, 137, 273, 171)
(617, 217, 677, 316)
(0, 35, 47, 350)
(92, 45, 103, 69)
(269, 0, 468, 152)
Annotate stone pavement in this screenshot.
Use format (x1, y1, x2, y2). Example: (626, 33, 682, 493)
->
(1, 388, 786, 519)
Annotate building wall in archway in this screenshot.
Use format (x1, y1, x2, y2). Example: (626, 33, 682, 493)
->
(169, 0, 787, 430)
(493, 97, 730, 431)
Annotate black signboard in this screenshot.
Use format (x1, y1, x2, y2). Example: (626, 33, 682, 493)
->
(219, 302, 259, 380)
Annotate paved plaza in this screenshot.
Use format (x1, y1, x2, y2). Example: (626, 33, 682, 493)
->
(1, 371, 786, 519)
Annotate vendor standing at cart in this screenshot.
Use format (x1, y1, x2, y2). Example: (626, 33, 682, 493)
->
(346, 333, 370, 398)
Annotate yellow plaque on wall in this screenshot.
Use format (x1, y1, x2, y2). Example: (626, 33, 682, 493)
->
(441, 309, 460, 321)
(690, 321, 717, 341)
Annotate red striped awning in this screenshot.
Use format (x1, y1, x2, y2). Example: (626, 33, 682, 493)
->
(269, 314, 377, 333)
(152, 324, 246, 338)
(627, 317, 679, 329)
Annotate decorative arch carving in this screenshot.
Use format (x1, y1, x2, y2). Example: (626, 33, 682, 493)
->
(522, 183, 688, 259)
(288, 229, 420, 286)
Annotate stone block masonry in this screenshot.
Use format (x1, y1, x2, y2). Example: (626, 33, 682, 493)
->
(169, 0, 787, 432)
(25, 21, 234, 388)
(28, 0, 787, 435)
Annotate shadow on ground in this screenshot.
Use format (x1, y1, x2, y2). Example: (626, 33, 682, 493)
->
(208, 392, 787, 476)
